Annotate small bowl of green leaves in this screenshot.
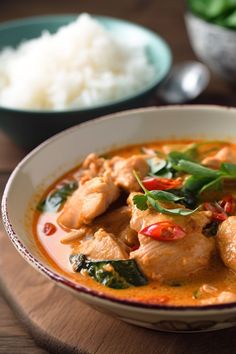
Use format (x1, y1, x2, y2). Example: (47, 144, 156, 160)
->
(185, 0, 236, 81)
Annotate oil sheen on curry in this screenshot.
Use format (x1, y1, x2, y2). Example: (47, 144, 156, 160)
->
(35, 140, 236, 306)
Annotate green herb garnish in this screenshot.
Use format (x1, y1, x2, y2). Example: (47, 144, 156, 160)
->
(175, 160, 221, 179)
(37, 180, 78, 212)
(188, 0, 236, 29)
(147, 143, 199, 179)
(170, 188, 198, 209)
(133, 171, 198, 216)
(176, 159, 236, 195)
(168, 149, 197, 166)
(70, 254, 148, 289)
(221, 162, 236, 177)
(140, 143, 236, 213)
(193, 288, 202, 299)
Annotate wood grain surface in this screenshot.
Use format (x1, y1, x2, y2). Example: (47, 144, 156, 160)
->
(1, 0, 236, 353)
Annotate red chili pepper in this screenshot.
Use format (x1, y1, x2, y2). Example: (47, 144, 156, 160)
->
(140, 221, 186, 241)
(219, 195, 234, 215)
(142, 177, 182, 191)
(204, 202, 227, 222)
(43, 222, 57, 236)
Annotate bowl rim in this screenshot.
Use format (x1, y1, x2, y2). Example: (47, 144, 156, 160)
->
(186, 10, 236, 34)
(0, 14, 172, 115)
(3, 104, 236, 314)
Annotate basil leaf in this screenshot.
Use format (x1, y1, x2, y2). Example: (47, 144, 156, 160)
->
(149, 190, 183, 202)
(188, 0, 236, 28)
(168, 151, 191, 165)
(176, 160, 221, 179)
(184, 176, 213, 193)
(220, 162, 236, 177)
(163, 207, 199, 216)
(133, 194, 148, 211)
(170, 188, 198, 210)
(147, 196, 198, 216)
(216, 9, 236, 28)
(199, 177, 223, 195)
(168, 144, 198, 165)
(188, 0, 233, 20)
(70, 254, 148, 289)
(37, 180, 78, 212)
(182, 143, 199, 160)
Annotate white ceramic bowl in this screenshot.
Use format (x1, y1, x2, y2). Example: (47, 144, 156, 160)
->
(3, 105, 236, 333)
(185, 12, 236, 82)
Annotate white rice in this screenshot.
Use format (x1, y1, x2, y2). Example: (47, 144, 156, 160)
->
(0, 14, 156, 111)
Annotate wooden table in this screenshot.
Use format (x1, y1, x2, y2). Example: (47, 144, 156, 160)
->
(1, 0, 236, 353)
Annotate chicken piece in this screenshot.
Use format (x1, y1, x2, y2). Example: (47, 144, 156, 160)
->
(60, 226, 92, 244)
(128, 193, 214, 282)
(74, 153, 106, 185)
(200, 291, 236, 305)
(74, 228, 129, 260)
(202, 147, 236, 169)
(119, 225, 138, 247)
(58, 173, 120, 229)
(95, 206, 138, 246)
(106, 155, 149, 192)
(217, 216, 236, 272)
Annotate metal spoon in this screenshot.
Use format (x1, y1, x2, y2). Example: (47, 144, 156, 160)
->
(157, 61, 210, 104)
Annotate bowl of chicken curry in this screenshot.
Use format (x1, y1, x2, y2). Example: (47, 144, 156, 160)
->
(3, 105, 236, 332)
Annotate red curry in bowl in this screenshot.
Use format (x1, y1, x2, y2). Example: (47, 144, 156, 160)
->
(34, 140, 236, 306)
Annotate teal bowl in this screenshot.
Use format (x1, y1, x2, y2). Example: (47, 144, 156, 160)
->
(0, 15, 172, 149)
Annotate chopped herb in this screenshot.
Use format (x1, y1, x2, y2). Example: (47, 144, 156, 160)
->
(193, 288, 202, 299)
(37, 180, 78, 212)
(70, 254, 148, 289)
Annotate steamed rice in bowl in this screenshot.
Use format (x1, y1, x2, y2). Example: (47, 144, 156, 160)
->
(0, 14, 156, 111)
